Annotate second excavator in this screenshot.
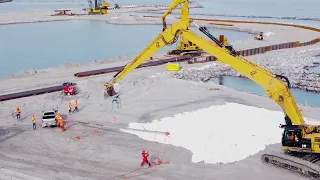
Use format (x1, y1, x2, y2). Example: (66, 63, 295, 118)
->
(87, 0, 110, 15)
(162, 0, 202, 57)
(104, 0, 320, 178)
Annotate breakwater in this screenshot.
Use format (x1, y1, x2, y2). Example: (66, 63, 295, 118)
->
(174, 48, 320, 92)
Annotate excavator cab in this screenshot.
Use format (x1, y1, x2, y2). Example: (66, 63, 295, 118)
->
(282, 127, 311, 150)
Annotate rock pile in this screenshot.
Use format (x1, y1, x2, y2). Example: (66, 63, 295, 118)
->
(174, 49, 320, 92)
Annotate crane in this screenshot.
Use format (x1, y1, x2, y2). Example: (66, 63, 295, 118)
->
(104, 0, 320, 178)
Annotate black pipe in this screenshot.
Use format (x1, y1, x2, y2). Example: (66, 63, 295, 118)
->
(74, 55, 192, 78)
(0, 83, 76, 102)
(275, 74, 291, 88)
(198, 26, 237, 56)
(284, 114, 293, 126)
(198, 27, 224, 47)
(275, 75, 293, 126)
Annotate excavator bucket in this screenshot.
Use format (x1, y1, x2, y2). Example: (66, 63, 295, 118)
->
(104, 83, 121, 98)
(104, 86, 117, 98)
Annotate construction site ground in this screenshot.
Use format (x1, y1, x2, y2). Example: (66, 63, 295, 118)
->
(1, 45, 320, 180)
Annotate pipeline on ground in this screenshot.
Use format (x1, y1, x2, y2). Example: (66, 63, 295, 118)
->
(0, 83, 77, 102)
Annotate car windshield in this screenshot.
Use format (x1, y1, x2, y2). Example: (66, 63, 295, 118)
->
(43, 112, 55, 116)
(42, 115, 56, 119)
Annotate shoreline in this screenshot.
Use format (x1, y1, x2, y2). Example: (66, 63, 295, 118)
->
(0, 9, 319, 93)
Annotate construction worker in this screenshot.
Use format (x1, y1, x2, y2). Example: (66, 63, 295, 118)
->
(58, 119, 66, 132)
(290, 132, 294, 140)
(32, 114, 36, 130)
(56, 112, 62, 120)
(141, 149, 152, 167)
(68, 102, 72, 114)
(73, 99, 78, 113)
(112, 95, 121, 109)
(15, 107, 21, 120)
(55, 112, 62, 126)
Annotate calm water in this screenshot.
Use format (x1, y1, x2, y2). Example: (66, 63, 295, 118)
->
(0, 20, 251, 78)
(1, 0, 320, 18)
(1, 0, 319, 105)
(191, 0, 320, 18)
(211, 76, 320, 107)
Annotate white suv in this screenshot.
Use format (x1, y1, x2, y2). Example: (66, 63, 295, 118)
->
(42, 109, 58, 127)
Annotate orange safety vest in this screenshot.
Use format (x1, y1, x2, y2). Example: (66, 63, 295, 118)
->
(32, 115, 36, 123)
(16, 109, 20, 114)
(58, 119, 64, 126)
(74, 100, 78, 108)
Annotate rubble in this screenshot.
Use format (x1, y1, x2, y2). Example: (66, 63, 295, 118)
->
(174, 49, 320, 92)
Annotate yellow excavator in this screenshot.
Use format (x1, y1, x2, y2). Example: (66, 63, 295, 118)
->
(163, 0, 203, 57)
(104, 0, 320, 178)
(87, 0, 110, 15)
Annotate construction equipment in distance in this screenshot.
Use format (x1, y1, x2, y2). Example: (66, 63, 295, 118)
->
(87, 0, 110, 15)
(254, 32, 264, 40)
(51, 9, 74, 16)
(114, 3, 120, 9)
(163, 0, 229, 57)
(163, 0, 202, 57)
(104, 0, 320, 178)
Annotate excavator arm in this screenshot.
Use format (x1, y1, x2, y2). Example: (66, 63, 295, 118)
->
(104, 18, 305, 127)
(104, 20, 189, 95)
(182, 28, 305, 126)
(162, 0, 189, 31)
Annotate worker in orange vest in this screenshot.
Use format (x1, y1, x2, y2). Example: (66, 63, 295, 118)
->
(32, 114, 36, 130)
(55, 112, 62, 126)
(15, 107, 21, 120)
(56, 112, 62, 120)
(58, 119, 66, 132)
(68, 102, 72, 114)
(73, 99, 79, 113)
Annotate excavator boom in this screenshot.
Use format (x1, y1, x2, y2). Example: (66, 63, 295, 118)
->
(105, 18, 305, 126)
(183, 28, 305, 126)
(104, 20, 187, 95)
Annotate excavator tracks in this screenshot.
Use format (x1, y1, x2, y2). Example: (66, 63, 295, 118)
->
(262, 152, 320, 179)
(167, 50, 202, 57)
